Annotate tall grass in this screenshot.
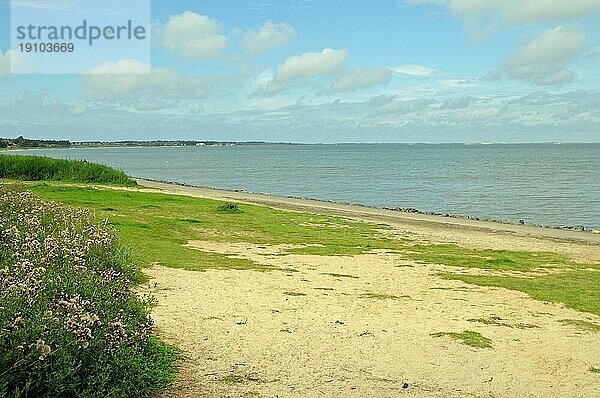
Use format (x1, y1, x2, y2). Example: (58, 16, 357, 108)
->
(0, 155, 136, 186)
(0, 184, 176, 397)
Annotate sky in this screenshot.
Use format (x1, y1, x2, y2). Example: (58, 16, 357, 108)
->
(0, 0, 599, 143)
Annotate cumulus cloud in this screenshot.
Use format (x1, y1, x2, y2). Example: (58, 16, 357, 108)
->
(240, 20, 296, 55)
(275, 48, 350, 81)
(389, 64, 440, 77)
(448, 0, 600, 40)
(331, 67, 392, 92)
(496, 27, 586, 85)
(255, 48, 350, 95)
(450, 0, 600, 26)
(83, 60, 210, 107)
(160, 11, 227, 58)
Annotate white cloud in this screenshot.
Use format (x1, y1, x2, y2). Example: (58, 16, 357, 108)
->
(0, 50, 33, 78)
(439, 79, 476, 88)
(274, 48, 350, 82)
(331, 68, 392, 92)
(160, 11, 227, 58)
(240, 20, 296, 55)
(450, 0, 600, 26)
(83, 60, 210, 106)
(389, 64, 440, 77)
(89, 59, 151, 74)
(254, 48, 350, 95)
(499, 27, 586, 85)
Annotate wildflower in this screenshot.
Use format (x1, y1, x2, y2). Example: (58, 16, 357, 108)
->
(36, 339, 51, 360)
(12, 316, 25, 329)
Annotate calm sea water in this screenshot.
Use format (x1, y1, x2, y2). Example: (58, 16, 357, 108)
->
(12, 144, 600, 229)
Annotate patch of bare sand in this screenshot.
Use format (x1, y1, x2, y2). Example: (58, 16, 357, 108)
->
(149, 242, 600, 398)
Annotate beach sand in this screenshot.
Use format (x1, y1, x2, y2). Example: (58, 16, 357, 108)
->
(134, 179, 600, 398)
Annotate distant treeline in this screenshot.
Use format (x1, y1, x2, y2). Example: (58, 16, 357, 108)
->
(0, 136, 271, 148)
(0, 136, 71, 148)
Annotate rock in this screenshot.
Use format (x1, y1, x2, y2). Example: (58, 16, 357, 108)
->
(592, 230, 600, 234)
(402, 383, 409, 389)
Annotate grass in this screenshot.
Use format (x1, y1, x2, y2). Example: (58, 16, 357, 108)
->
(468, 316, 538, 329)
(0, 185, 176, 397)
(590, 367, 600, 373)
(222, 375, 245, 383)
(27, 184, 407, 271)
(431, 330, 492, 348)
(0, 154, 136, 186)
(403, 244, 579, 272)
(284, 291, 306, 296)
(361, 292, 404, 300)
(440, 271, 600, 316)
(216, 202, 242, 214)
(558, 319, 600, 332)
(18, 182, 600, 316)
(321, 272, 359, 279)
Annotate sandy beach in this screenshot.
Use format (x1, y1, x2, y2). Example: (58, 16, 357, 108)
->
(132, 179, 600, 398)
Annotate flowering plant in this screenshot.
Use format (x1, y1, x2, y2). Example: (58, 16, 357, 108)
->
(0, 184, 176, 397)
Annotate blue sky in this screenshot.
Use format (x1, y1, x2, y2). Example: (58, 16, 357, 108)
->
(0, 0, 599, 143)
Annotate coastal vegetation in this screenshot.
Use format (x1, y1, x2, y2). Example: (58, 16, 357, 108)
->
(431, 330, 492, 349)
(0, 184, 176, 397)
(0, 154, 136, 186)
(24, 182, 600, 317)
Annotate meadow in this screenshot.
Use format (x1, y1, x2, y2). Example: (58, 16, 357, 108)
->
(26, 182, 600, 317)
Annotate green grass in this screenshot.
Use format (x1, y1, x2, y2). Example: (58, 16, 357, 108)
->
(440, 271, 600, 316)
(321, 272, 359, 279)
(403, 244, 579, 272)
(558, 319, 600, 332)
(0, 154, 136, 186)
(468, 317, 538, 329)
(20, 183, 600, 317)
(590, 367, 600, 373)
(27, 184, 407, 271)
(361, 292, 404, 300)
(431, 330, 492, 348)
(222, 375, 245, 383)
(216, 202, 242, 213)
(284, 291, 306, 296)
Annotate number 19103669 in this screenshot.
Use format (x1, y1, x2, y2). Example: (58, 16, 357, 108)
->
(19, 43, 75, 52)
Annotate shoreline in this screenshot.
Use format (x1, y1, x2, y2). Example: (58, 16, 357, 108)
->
(134, 178, 600, 246)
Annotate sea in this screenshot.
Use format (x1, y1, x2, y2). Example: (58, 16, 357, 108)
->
(11, 143, 600, 230)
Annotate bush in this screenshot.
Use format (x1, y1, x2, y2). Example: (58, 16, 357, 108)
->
(216, 202, 242, 214)
(0, 184, 176, 397)
(0, 155, 137, 186)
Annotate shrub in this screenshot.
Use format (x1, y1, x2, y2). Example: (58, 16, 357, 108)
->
(0, 155, 137, 186)
(216, 202, 242, 214)
(0, 184, 176, 397)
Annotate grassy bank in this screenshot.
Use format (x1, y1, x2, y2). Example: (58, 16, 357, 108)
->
(0, 154, 136, 186)
(27, 183, 600, 317)
(0, 184, 176, 397)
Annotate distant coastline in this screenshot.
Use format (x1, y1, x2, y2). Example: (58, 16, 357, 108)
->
(2, 136, 599, 150)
